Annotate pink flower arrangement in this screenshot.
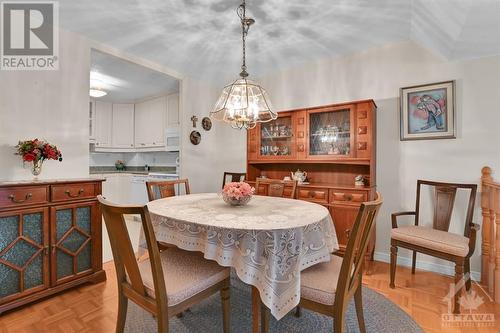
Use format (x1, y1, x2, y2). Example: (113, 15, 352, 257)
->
(222, 182, 255, 200)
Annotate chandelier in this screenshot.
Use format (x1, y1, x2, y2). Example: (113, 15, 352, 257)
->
(210, 0, 276, 130)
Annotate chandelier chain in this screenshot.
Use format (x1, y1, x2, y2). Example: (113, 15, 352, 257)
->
(237, 0, 250, 78)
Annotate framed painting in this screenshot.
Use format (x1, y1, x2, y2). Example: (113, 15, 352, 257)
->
(400, 80, 455, 140)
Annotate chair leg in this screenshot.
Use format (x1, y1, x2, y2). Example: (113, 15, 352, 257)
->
(294, 306, 302, 317)
(116, 293, 128, 333)
(354, 285, 366, 333)
(260, 302, 270, 333)
(454, 262, 464, 314)
(157, 314, 169, 333)
(390, 243, 398, 288)
(411, 251, 417, 274)
(465, 259, 471, 292)
(221, 281, 231, 333)
(333, 309, 345, 333)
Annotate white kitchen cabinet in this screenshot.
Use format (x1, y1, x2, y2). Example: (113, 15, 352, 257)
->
(111, 104, 135, 149)
(96, 173, 133, 204)
(89, 101, 96, 143)
(166, 93, 179, 128)
(135, 96, 166, 148)
(94, 101, 113, 148)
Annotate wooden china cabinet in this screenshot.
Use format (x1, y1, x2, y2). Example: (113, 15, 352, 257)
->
(0, 179, 106, 314)
(247, 100, 377, 262)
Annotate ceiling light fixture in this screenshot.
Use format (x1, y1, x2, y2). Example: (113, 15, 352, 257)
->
(210, 0, 276, 130)
(89, 88, 107, 98)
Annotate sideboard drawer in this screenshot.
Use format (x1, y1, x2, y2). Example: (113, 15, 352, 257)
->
(51, 183, 97, 202)
(297, 187, 329, 203)
(330, 190, 367, 204)
(0, 186, 49, 208)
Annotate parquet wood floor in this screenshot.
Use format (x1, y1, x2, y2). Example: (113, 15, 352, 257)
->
(0, 261, 499, 332)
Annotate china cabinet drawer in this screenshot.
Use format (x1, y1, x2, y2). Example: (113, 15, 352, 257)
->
(330, 190, 367, 204)
(0, 186, 49, 208)
(50, 183, 97, 202)
(297, 187, 329, 203)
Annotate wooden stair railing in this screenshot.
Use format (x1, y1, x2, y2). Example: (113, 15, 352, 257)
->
(481, 166, 500, 302)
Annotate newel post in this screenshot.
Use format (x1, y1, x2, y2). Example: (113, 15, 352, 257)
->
(495, 186, 500, 302)
(481, 167, 492, 287)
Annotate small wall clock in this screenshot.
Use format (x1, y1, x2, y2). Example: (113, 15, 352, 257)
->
(202, 117, 212, 131)
(190, 131, 201, 145)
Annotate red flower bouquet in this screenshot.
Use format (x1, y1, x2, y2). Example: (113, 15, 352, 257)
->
(15, 139, 62, 177)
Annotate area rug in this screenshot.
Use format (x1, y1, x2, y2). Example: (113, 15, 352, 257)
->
(124, 275, 423, 333)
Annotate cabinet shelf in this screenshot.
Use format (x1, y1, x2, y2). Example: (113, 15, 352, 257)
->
(248, 158, 371, 165)
(262, 135, 293, 139)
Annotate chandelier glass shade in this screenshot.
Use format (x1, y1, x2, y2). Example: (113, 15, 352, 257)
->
(211, 78, 275, 129)
(210, 0, 276, 130)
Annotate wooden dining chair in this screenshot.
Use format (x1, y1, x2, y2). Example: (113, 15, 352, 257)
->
(222, 172, 246, 189)
(98, 196, 231, 333)
(260, 193, 383, 333)
(146, 178, 190, 201)
(390, 180, 478, 314)
(255, 178, 298, 199)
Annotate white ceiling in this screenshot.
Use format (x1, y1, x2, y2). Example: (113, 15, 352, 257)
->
(60, 0, 500, 82)
(90, 49, 179, 103)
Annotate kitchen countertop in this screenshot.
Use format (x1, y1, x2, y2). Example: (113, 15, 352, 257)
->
(89, 166, 176, 175)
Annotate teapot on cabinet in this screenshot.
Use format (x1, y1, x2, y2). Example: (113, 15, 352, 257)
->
(291, 169, 308, 184)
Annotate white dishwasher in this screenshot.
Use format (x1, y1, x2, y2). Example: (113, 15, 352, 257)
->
(131, 173, 179, 205)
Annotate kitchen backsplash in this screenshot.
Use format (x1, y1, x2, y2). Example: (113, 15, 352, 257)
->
(89, 151, 178, 167)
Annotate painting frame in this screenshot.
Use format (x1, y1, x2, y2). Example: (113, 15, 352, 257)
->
(400, 80, 456, 141)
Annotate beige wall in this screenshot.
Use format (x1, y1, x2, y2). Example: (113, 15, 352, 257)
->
(179, 77, 246, 193)
(256, 41, 500, 279)
(0, 29, 91, 181)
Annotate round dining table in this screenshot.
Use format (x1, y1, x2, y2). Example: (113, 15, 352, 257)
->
(146, 193, 339, 331)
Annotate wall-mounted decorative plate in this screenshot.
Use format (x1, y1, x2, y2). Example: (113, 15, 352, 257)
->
(202, 117, 212, 131)
(190, 131, 201, 145)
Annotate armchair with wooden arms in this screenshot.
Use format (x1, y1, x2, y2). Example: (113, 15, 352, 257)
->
(389, 180, 479, 314)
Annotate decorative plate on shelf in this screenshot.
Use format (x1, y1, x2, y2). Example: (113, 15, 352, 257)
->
(190, 130, 201, 145)
(202, 117, 212, 131)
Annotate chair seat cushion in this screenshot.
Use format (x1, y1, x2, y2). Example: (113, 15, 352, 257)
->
(391, 226, 469, 257)
(135, 248, 229, 306)
(300, 255, 343, 305)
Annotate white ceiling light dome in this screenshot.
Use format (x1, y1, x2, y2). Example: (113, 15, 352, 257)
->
(89, 88, 107, 98)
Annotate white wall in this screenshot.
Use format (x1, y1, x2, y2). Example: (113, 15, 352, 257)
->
(0, 30, 91, 181)
(256, 41, 500, 279)
(179, 77, 246, 193)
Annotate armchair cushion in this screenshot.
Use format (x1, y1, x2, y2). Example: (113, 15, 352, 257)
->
(391, 225, 469, 257)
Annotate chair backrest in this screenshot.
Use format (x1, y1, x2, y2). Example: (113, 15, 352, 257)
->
(98, 196, 168, 315)
(222, 172, 246, 189)
(146, 178, 191, 201)
(255, 178, 297, 199)
(415, 180, 477, 236)
(335, 193, 383, 311)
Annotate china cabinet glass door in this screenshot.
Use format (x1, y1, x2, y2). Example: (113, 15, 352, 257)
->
(259, 115, 295, 159)
(308, 108, 353, 158)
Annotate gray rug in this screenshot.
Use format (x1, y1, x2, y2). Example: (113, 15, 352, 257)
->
(125, 276, 423, 333)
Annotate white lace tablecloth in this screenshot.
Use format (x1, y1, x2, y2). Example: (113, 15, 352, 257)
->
(145, 193, 338, 320)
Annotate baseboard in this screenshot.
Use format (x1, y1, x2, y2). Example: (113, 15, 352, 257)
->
(374, 251, 481, 281)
